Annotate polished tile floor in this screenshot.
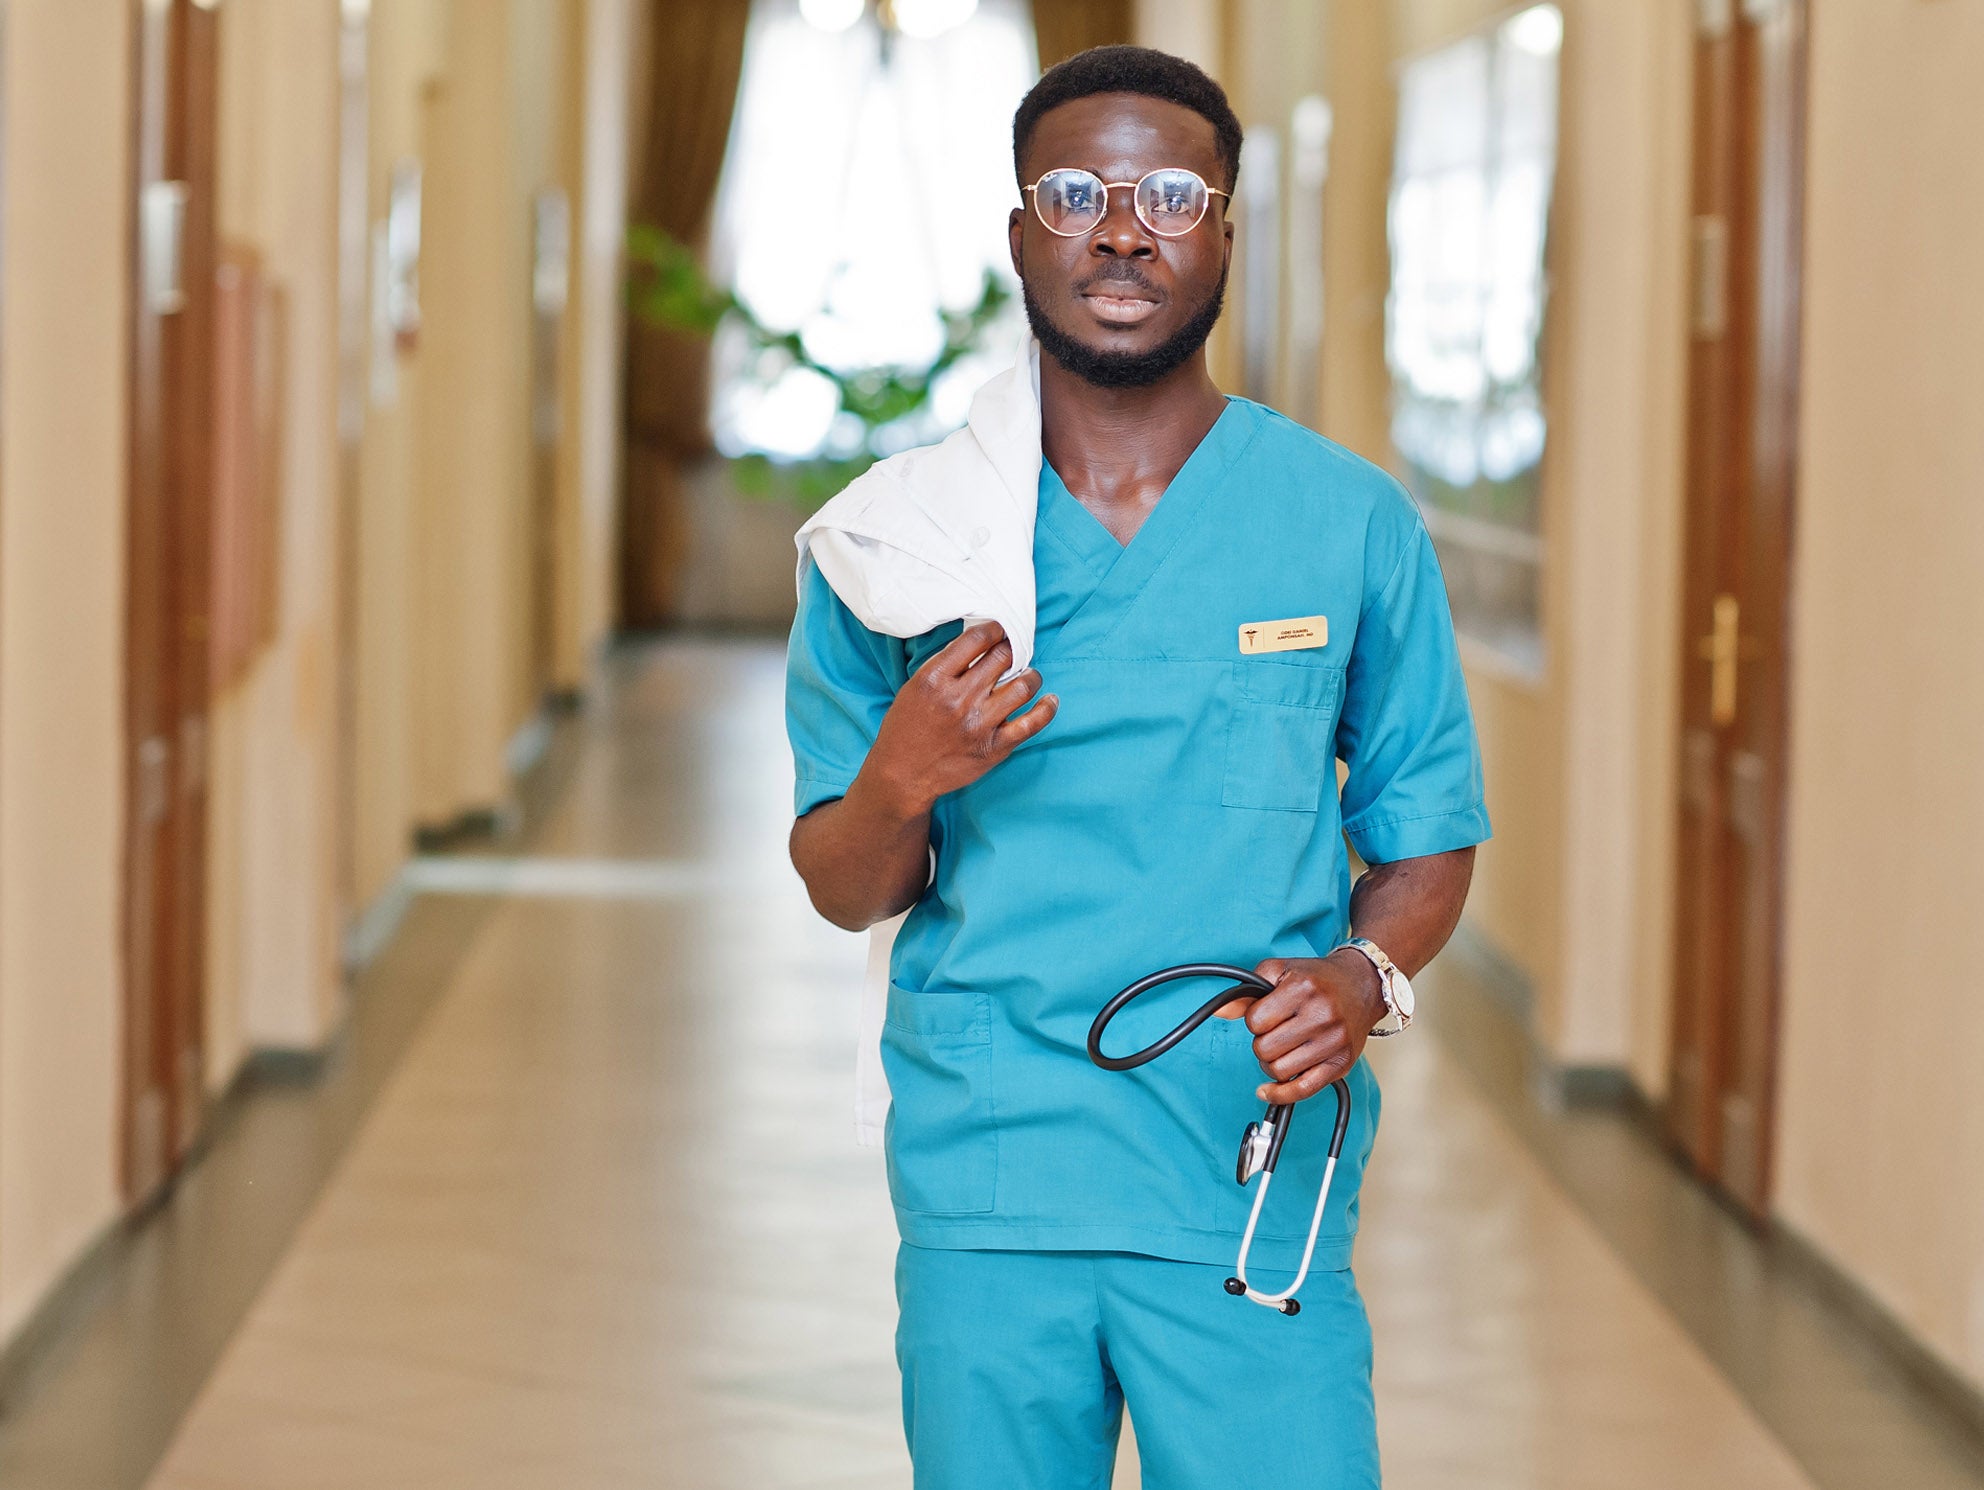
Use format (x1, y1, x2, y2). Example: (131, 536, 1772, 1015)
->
(122, 640, 1953, 1488)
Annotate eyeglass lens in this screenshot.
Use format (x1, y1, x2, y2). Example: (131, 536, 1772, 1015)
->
(1032, 168, 1212, 237)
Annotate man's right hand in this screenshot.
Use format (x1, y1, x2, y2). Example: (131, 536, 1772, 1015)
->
(863, 621, 1058, 816)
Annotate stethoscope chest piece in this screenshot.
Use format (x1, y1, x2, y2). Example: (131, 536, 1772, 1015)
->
(1236, 1119, 1273, 1185)
(1089, 961, 1351, 1318)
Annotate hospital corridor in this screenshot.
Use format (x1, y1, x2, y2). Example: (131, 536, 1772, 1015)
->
(0, 0, 1982, 1487)
(7, 637, 1967, 1490)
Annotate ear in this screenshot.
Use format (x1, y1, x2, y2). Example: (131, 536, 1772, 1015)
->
(1008, 207, 1026, 279)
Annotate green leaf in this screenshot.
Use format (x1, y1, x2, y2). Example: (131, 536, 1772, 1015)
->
(626, 227, 1016, 512)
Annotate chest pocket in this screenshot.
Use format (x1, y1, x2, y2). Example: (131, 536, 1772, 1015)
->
(1222, 658, 1344, 812)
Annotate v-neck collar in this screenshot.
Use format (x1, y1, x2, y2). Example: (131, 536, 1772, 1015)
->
(1042, 396, 1244, 556)
(1037, 464, 1124, 581)
(1037, 397, 1261, 659)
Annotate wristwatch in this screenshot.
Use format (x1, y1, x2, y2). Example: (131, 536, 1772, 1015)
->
(1337, 936, 1414, 1037)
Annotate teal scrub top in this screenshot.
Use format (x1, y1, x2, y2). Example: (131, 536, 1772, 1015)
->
(786, 397, 1490, 1272)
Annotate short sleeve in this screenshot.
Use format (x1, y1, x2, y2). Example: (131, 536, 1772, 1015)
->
(1337, 522, 1492, 863)
(786, 559, 905, 816)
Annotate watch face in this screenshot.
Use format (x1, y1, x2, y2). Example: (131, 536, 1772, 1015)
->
(1391, 967, 1416, 1018)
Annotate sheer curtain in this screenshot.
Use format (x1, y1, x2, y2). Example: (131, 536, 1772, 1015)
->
(705, 0, 1038, 461)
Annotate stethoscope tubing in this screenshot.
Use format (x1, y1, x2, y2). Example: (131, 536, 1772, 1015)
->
(1088, 961, 1352, 1316)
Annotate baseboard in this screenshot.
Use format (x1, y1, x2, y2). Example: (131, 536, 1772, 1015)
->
(0, 1215, 127, 1419)
(410, 804, 520, 853)
(240, 1042, 335, 1089)
(1439, 922, 1642, 1113)
(1770, 1222, 1984, 1450)
(1545, 1062, 1642, 1110)
(504, 711, 554, 778)
(342, 870, 413, 972)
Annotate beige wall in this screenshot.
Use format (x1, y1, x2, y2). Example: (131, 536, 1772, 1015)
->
(347, 0, 622, 900)
(0, 0, 132, 1341)
(1134, 0, 1218, 68)
(554, 0, 636, 692)
(408, 0, 599, 826)
(1313, 0, 1392, 467)
(1773, 0, 1984, 1394)
(411, 0, 532, 823)
(1540, 0, 1690, 1074)
(350, 0, 446, 907)
(350, 0, 622, 898)
(206, 0, 349, 1070)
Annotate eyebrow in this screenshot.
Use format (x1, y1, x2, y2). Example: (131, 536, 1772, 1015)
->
(1035, 161, 1213, 181)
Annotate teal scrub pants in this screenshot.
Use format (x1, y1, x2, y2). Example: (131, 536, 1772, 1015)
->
(895, 1244, 1380, 1490)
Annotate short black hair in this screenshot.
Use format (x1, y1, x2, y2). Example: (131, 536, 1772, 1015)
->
(1013, 45, 1243, 193)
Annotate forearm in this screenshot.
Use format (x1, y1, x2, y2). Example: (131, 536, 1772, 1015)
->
(789, 770, 935, 931)
(1344, 845, 1476, 977)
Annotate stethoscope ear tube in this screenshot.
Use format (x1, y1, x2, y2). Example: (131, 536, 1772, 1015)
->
(1086, 962, 1271, 1070)
(1089, 961, 1353, 1317)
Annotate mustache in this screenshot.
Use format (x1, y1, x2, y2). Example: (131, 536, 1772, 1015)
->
(1075, 262, 1161, 297)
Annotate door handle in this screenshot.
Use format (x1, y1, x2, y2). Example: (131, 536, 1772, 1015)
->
(1691, 215, 1728, 338)
(1694, 593, 1761, 727)
(141, 180, 190, 315)
(136, 735, 172, 826)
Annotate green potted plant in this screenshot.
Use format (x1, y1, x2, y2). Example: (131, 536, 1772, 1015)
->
(626, 224, 1011, 510)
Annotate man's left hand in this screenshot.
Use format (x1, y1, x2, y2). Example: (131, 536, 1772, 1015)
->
(1214, 953, 1387, 1104)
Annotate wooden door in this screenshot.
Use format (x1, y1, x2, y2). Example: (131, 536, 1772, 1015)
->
(125, 0, 220, 1203)
(1666, 0, 1807, 1220)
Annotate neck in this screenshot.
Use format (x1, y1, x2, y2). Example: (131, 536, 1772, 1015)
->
(1037, 348, 1228, 501)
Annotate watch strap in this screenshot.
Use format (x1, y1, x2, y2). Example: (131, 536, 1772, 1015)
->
(1338, 936, 1410, 1036)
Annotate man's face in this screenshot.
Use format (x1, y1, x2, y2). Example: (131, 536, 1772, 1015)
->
(1009, 92, 1234, 389)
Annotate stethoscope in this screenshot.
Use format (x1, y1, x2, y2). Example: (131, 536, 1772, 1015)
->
(1087, 963, 1351, 1317)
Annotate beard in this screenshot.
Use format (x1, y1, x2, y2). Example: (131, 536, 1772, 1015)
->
(1022, 262, 1229, 390)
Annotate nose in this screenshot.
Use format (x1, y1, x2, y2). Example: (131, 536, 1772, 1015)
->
(1091, 184, 1156, 258)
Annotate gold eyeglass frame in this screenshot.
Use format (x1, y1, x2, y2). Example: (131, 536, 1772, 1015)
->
(1021, 167, 1231, 239)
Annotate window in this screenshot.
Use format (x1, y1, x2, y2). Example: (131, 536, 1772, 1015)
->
(1386, 4, 1562, 674)
(706, 0, 1037, 462)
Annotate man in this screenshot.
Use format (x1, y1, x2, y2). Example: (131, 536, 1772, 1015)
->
(785, 45, 1487, 1490)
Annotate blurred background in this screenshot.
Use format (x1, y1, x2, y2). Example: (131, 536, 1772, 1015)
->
(0, 1, 1978, 1487)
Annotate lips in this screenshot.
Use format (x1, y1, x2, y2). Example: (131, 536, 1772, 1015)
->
(1081, 289, 1161, 325)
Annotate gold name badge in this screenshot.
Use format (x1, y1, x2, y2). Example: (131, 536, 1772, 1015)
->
(1238, 615, 1329, 655)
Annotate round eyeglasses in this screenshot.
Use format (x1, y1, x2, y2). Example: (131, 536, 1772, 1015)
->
(1022, 167, 1230, 239)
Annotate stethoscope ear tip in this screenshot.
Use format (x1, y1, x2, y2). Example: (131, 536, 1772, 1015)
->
(1226, 1276, 1304, 1314)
